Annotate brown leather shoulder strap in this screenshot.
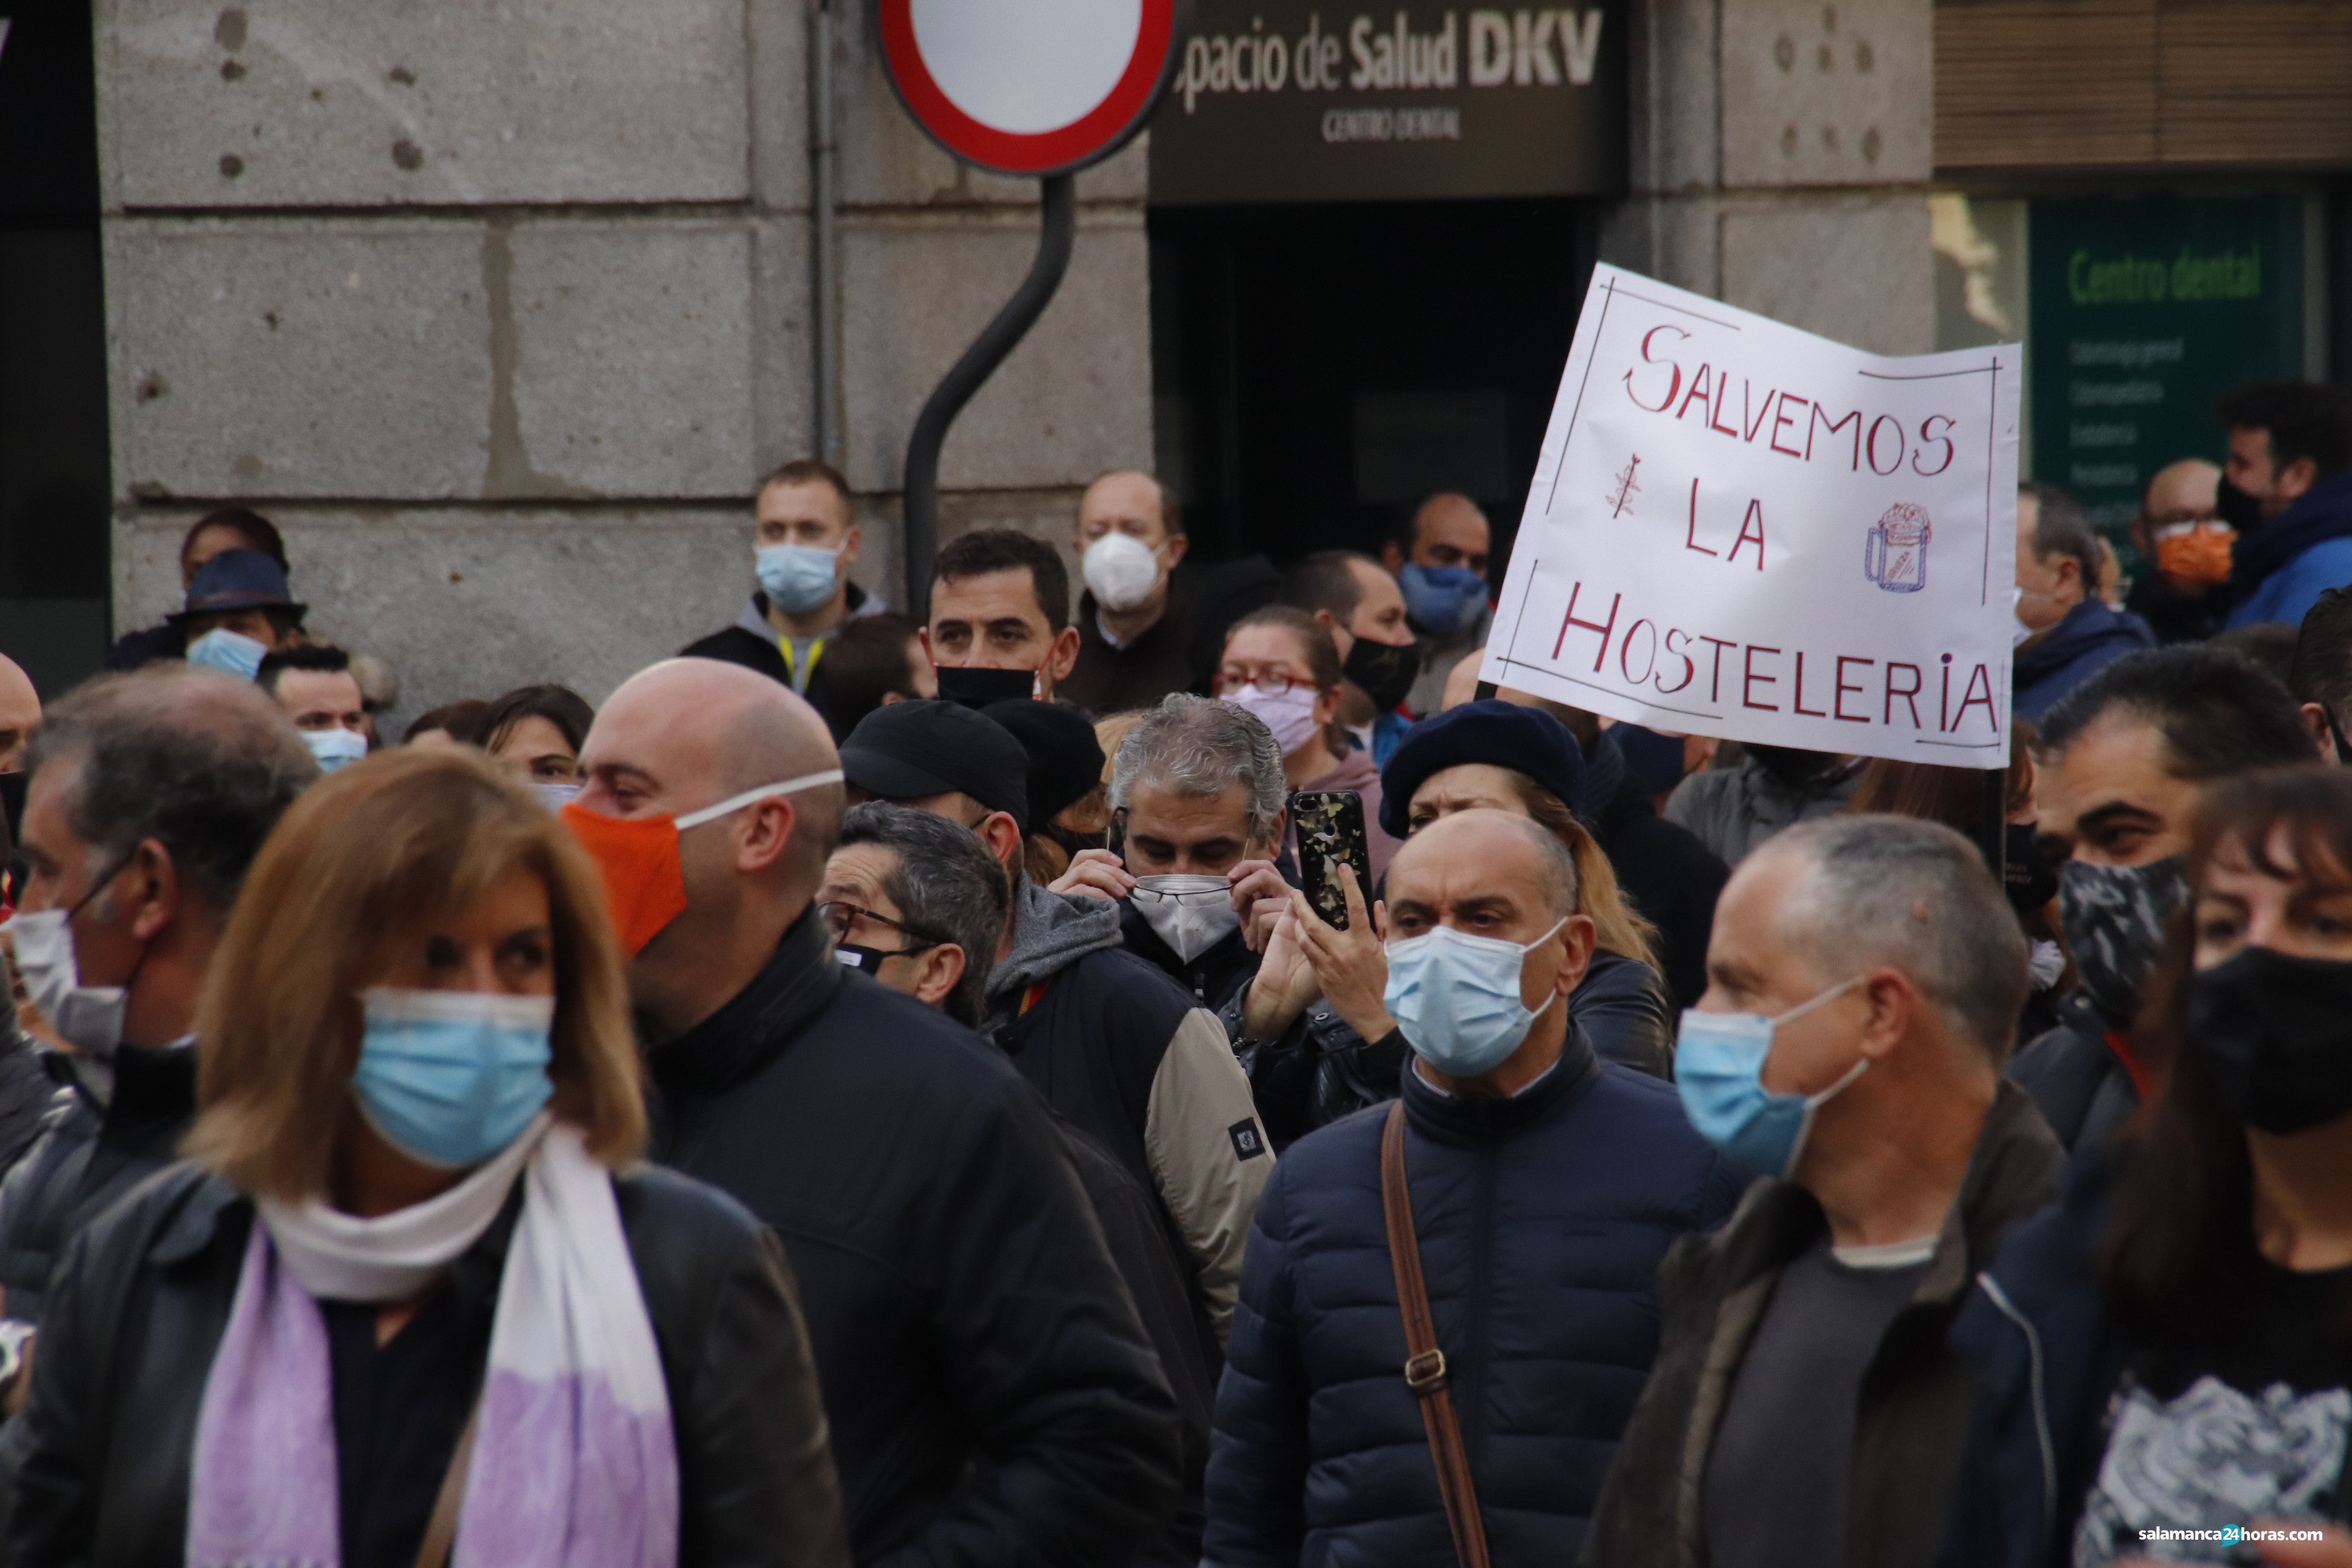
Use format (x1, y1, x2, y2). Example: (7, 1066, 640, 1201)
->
(413, 1401, 482, 1568)
(1381, 1100, 1492, 1568)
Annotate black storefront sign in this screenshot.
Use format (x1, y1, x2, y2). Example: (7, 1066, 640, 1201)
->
(1148, 3, 1624, 204)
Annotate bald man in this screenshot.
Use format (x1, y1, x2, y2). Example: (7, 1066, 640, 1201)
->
(0, 653, 37, 891)
(1205, 810, 1742, 1563)
(1384, 492, 1497, 716)
(2126, 456, 2233, 643)
(1060, 469, 1204, 714)
(567, 659, 1180, 1566)
(0, 655, 35, 776)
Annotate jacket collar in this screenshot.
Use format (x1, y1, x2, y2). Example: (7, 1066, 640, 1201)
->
(737, 583, 880, 640)
(1399, 1022, 1599, 1148)
(646, 906, 843, 1095)
(2015, 597, 2152, 681)
(2229, 470, 2352, 598)
(1709, 1077, 2063, 1308)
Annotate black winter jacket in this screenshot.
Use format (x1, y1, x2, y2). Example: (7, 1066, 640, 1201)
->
(1589, 765, 1729, 1012)
(646, 909, 1182, 1567)
(0, 1042, 194, 1327)
(985, 881, 1272, 1346)
(2005, 989, 2141, 1153)
(1220, 949, 1674, 1149)
(1203, 1030, 1746, 1564)
(1937, 1146, 2134, 1568)
(1580, 1080, 2064, 1568)
(2, 1159, 850, 1568)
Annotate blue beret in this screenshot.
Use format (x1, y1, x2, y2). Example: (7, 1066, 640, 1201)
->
(1377, 700, 1587, 840)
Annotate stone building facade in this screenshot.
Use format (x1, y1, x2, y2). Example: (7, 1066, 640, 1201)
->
(89, 0, 1932, 723)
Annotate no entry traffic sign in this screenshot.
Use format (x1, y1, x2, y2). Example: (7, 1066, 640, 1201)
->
(876, 0, 1181, 176)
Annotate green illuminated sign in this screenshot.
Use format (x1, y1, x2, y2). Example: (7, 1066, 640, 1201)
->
(2029, 195, 2305, 562)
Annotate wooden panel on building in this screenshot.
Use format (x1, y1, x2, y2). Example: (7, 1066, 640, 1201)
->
(1936, 0, 2352, 171)
(2157, 4, 2352, 165)
(1935, 1, 2158, 170)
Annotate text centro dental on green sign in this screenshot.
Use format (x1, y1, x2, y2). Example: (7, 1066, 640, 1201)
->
(2027, 194, 2305, 561)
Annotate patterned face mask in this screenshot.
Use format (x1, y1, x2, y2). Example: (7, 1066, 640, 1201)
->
(2056, 855, 2189, 1026)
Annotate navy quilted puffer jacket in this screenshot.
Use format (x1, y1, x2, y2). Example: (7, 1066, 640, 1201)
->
(1203, 1028, 1746, 1565)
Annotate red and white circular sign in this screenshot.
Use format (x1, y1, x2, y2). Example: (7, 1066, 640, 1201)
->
(877, 0, 1180, 177)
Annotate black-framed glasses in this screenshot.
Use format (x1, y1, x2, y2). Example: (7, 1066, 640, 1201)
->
(817, 900, 945, 953)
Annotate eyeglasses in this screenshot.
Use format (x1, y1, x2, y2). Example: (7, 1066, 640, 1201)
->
(1213, 668, 1319, 697)
(817, 900, 945, 953)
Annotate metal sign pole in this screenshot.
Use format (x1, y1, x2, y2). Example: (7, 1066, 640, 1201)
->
(901, 173, 1076, 617)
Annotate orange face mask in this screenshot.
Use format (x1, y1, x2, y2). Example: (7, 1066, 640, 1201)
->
(2154, 522, 2234, 588)
(560, 772, 844, 957)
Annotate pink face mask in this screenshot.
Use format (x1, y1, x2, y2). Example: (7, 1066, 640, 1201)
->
(1222, 682, 1321, 755)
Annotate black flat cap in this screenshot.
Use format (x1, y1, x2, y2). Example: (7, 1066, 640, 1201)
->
(840, 699, 1029, 829)
(982, 700, 1106, 827)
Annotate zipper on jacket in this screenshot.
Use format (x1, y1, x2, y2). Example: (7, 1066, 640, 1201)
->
(1975, 1270, 2056, 1540)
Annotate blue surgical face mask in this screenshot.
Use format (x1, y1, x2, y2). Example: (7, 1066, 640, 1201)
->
(186, 627, 269, 681)
(1384, 916, 1569, 1080)
(1398, 563, 1488, 636)
(1675, 977, 1868, 1178)
(303, 727, 368, 773)
(352, 988, 556, 1168)
(756, 541, 844, 616)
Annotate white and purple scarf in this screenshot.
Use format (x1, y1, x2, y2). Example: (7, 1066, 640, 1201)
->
(187, 1116, 678, 1568)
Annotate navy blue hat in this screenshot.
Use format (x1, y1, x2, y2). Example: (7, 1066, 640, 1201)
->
(1376, 699, 1586, 841)
(840, 699, 1030, 830)
(169, 548, 305, 624)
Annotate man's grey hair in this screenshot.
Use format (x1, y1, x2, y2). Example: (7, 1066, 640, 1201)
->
(1765, 814, 2030, 1061)
(837, 802, 1011, 1027)
(1110, 693, 1286, 846)
(24, 668, 316, 916)
(2021, 481, 2102, 590)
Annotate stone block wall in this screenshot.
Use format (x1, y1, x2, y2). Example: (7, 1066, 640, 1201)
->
(98, 0, 1154, 725)
(1602, 0, 1935, 357)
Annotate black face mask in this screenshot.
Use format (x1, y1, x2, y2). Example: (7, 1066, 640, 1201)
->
(2003, 822, 2060, 916)
(1342, 636, 1421, 714)
(1747, 743, 1835, 788)
(2216, 475, 2268, 534)
(935, 666, 1037, 710)
(2057, 855, 2189, 1025)
(2187, 946, 2352, 1134)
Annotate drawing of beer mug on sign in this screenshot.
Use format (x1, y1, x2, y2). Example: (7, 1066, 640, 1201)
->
(1863, 503, 1933, 594)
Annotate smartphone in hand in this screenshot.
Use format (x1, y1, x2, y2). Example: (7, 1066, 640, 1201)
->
(1291, 789, 1371, 930)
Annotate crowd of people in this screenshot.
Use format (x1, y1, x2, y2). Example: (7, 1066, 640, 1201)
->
(0, 378, 2350, 1566)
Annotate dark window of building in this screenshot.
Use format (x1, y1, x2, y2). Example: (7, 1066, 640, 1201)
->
(1149, 198, 1598, 579)
(0, 0, 112, 700)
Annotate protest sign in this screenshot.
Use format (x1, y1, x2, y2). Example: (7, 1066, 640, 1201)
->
(1479, 264, 2023, 766)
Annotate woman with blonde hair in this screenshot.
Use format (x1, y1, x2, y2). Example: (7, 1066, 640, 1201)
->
(6, 746, 846, 1568)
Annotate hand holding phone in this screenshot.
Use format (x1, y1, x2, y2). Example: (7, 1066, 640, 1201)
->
(1291, 789, 1373, 931)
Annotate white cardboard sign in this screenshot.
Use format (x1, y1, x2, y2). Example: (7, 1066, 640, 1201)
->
(1479, 264, 2023, 766)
